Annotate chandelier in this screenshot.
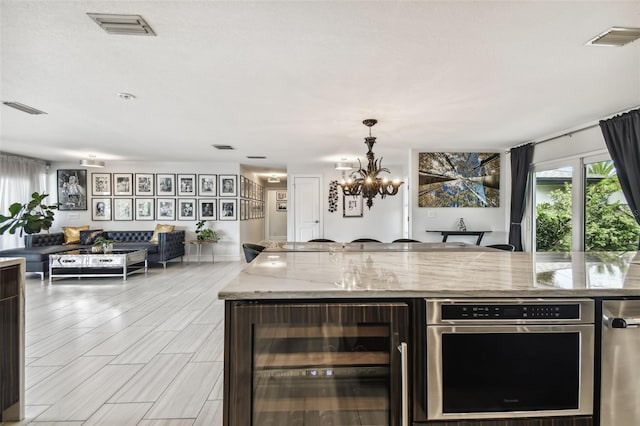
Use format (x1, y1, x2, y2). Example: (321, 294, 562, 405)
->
(339, 119, 404, 209)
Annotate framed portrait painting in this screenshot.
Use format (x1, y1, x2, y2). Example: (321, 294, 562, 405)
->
(199, 199, 216, 220)
(92, 198, 112, 221)
(57, 169, 88, 210)
(343, 195, 363, 218)
(91, 173, 111, 196)
(219, 174, 238, 197)
(135, 173, 154, 196)
(198, 174, 217, 197)
(135, 198, 155, 221)
(113, 173, 133, 196)
(157, 198, 176, 221)
(219, 199, 237, 221)
(276, 191, 287, 201)
(113, 198, 133, 221)
(156, 174, 175, 196)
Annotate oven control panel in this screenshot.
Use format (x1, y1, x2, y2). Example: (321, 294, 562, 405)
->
(441, 303, 581, 320)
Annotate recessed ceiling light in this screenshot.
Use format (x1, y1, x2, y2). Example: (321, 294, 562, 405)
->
(267, 175, 281, 183)
(87, 13, 156, 36)
(2, 101, 47, 115)
(587, 27, 640, 46)
(118, 92, 136, 100)
(212, 144, 235, 150)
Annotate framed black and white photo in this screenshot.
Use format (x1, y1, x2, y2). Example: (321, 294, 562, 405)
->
(240, 176, 246, 198)
(219, 174, 238, 197)
(276, 201, 287, 212)
(178, 199, 196, 220)
(91, 173, 111, 196)
(157, 198, 176, 221)
(135, 198, 155, 221)
(57, 169, 87, 210)
(220, 199, 237, 220)
(198, 174, 217, 197)
(199, 199, 217, 220)
(92, 198, 112, 221)
(156, 174, 175, 196)
(240, 199, 246, 220)
(276, 190, 287, 201)
(113, 198, 133, 221)
(113, 173, 133, 196)
(343, 195, 363, 218)
(177, 174, 196, 196)
(135, 173, 154, 196)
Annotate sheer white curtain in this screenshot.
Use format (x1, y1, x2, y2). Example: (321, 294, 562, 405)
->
(0, 154, 48, 250)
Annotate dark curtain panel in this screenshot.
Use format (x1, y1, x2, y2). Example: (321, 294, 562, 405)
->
(508, 143, 534, 251)
(600, 108, 640, 249)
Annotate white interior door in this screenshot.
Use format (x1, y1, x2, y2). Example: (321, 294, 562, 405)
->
(293, 176, 321, 241)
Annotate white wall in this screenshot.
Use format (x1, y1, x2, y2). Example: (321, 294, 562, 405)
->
(49, 160, 242, 261)
(409, 149, 509, 245)
(266, 189, 287, 240)
(287, 163, 405, 242)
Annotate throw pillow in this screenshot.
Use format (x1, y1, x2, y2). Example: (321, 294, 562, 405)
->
(149, 224, 175, 244)
(62, 225, 90, 244)
(79, 229, 104, 245)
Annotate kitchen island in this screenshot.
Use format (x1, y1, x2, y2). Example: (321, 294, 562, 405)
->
(219, 248, 640, 426)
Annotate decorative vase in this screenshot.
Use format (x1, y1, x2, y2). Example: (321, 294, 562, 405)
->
(102, 243, 113, 253)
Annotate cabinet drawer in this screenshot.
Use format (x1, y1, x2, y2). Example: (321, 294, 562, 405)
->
(0, 265, 19, 300)
(86, 255, 125, 267)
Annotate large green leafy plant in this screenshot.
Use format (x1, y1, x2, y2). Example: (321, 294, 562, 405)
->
(0, 192, 59, 236)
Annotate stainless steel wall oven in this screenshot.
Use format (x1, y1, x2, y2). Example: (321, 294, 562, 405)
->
(426, 298, 594, 421)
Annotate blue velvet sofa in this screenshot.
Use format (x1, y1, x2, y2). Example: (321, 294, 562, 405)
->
(0, 230, 185, 279)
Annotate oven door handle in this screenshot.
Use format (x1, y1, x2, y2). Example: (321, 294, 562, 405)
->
(604, 314, 640, 329)
(397, 341, 409, 426)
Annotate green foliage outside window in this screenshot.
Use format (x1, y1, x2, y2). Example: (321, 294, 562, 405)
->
(536, 175, 640, 252)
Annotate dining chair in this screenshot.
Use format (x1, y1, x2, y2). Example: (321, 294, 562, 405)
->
(351, 238, 382, 243)
(308, 239, 335, 242)
(486, 244, 516, 251)
(392, 238, 421, 243)
(242, 243, 266, 263)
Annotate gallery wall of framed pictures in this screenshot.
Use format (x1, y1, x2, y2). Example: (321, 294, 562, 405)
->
(239, 175, 265, 221)
(80, 172, 246, 222)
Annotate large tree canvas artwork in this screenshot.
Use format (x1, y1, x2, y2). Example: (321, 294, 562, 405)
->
(418, 152, 500, 207)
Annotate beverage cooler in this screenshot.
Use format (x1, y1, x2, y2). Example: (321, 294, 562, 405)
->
(224, 302, 409, 426)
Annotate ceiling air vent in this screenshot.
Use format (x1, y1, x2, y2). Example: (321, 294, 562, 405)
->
(212, 144, 235, 150)
(2, 101, 47, 115)
(247, 156, 267, 159)
(87, 13, 156, 36)
(587, 27, 640, 46)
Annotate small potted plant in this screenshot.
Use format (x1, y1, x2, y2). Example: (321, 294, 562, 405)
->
(93, 235, 119, 253)
(195, 220, 218, 241)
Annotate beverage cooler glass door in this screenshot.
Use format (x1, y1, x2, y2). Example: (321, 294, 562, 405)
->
(226, 302, 409, 426)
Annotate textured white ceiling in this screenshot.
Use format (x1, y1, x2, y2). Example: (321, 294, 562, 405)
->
(1, 1, 639, 170)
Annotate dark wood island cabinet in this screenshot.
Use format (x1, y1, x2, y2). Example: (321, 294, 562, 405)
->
(0, 258, 25, 422)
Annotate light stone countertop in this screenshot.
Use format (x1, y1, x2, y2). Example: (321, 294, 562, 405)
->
(218, 250, 640, 300)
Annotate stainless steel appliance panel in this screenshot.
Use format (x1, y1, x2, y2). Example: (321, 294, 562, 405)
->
(601, 299, 640, 426)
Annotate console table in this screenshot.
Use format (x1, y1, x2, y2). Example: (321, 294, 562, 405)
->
(426, 230, 491, 245)
(184, 239, 218, 264)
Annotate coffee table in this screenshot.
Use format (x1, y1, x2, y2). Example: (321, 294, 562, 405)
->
(49, 249, 147, 282)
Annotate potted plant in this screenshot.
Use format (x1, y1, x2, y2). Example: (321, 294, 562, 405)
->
(93, 235, 119, 253)
(195, 220, 218, 241)
(0, 192, 60, 236)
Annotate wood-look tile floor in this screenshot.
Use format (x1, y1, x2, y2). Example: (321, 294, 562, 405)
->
(3, 261, 244, 426)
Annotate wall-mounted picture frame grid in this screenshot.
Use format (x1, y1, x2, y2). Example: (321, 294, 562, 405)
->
(113, 198, 133, 221)
(157, 198, 176, 221)
(199, 199, 216, 220)
(219, 175, 238, 197)
(220, 199, 237, 220)
(135, 198, 155, 221)
(178, 174, 196, 196)
(92, 198, 112, 221)
(113, 173, 133, 196)
(91, 173, 111, 196)
(57, 169, 88, 210)
(157, 174, 176, 196)
(198, 174, 217, 197)
(135, 173, 154, 196)
(178, 199, 196, 220)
